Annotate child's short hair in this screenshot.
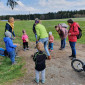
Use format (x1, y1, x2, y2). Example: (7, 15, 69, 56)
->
(22, 30, 26, 33)
(55, 25, 58, 28)
(36, 42, 44, 51)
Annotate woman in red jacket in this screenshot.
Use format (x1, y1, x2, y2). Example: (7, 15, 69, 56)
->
(67, 19, 79, 60)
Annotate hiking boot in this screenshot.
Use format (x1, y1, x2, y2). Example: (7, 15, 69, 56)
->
(71, 57, 76, 60)
(59, 48, 64, 50)
(69, 55, 73, 58)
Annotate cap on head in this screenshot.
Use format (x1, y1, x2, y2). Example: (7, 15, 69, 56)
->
(67, 19, 74, 23)
(49, 32, 52, 35)
(5, 31, 12, 37)
(35, 18, 39, 24)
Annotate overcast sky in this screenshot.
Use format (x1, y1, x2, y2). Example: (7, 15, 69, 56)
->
(0, 0, 85, 15)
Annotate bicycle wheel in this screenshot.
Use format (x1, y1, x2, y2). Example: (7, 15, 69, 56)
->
(71, 59, 84, 72)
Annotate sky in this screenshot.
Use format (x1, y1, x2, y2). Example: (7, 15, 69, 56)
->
(0, 0, 85, 15)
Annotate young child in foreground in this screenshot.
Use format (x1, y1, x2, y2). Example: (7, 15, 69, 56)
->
(22, 30, 29, 51)
(33, 42, 47, 84)
(48, 32, 54, 51)
(3, 31, 17, 65)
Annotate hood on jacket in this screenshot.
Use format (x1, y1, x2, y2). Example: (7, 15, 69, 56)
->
(3, 37, 10, 43)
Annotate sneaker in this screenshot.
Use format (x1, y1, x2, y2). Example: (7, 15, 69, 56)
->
(26, 48, 29, 50)
(12, 61, 17, 65)
(35, 78, 39, 84)
(50, 50, 53, 52)
(16, 56, 19, 58)
(23, 49, 26, 51)
(41, 80, 45, 84)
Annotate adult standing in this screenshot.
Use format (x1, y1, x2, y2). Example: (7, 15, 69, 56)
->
(33, 18, 39, 45)
(55, 24, 68, 50)
(5, 17, 15, 40)
(67, 19, 79, 60)
(35, 18, 51, 60)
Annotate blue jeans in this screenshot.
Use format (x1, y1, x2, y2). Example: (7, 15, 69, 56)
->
(39, 37, 50, 56)
(69, 41, 76, 56)
(35, 34, 38, 44)
(35, 69, 45, 81)
(61, 38, 66, 48)
(49, 43, 53, 50)
(8, 50, 15, 63)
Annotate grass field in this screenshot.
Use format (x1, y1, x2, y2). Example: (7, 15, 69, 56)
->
(0, 18, 85, 84)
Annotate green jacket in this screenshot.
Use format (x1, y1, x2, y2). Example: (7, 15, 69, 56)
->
(35, 23, 48, 40)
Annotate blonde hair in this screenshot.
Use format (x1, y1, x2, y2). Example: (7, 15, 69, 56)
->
(36, 42, 44, 51)
(8, 17, 14, 23)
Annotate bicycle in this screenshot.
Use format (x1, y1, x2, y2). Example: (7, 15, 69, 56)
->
(71, 58, 85, 72)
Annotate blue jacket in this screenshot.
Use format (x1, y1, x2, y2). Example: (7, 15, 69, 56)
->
(3, 37, 17, 52)
(5, 23, 15, 37)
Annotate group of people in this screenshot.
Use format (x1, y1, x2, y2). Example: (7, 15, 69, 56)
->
(3, 17, 80, 84)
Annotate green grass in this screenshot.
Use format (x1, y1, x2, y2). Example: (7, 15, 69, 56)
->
(0, 18, 85, 84)
(0, 18, 85, 46)
(0, 56, 25, 85)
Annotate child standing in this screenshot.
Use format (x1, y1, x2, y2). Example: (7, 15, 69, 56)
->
(48, 32, 54, 51)
(33, 42, 47, 84)
(22, 30, 29, 51)
(3, 31, 17, 65)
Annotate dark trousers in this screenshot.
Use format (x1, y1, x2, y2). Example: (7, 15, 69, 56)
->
(69, 41, 76, 57)
(61, 38, 66, 48)
(23, 42, 28, 49)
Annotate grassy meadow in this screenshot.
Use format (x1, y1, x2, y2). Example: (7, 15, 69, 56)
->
(0, 18, 85, 84)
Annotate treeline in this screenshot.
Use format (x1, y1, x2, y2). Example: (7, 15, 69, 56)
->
(0, 10, 85, 20)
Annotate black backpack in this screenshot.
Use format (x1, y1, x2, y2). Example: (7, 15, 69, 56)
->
(77, 27, 82, 39)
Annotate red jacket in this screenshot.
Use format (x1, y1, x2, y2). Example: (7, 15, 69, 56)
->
(68, 22, 79, 42)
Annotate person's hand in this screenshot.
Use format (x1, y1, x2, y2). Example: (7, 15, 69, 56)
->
(36, 40, 38, 42)
(14, 37, 16, 39)
(68, 33, 71, 36)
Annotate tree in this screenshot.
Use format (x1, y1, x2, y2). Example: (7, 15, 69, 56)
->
(7, 0, 18, 10)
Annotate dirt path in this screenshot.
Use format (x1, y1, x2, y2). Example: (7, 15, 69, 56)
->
(12, 40, 85, 85)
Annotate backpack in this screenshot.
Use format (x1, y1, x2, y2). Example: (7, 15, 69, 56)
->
(77, 27, 82, 39)
(60, 23, 68, 28)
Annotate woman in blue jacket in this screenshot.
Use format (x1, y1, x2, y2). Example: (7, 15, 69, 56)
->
(5, 17, 15, 39)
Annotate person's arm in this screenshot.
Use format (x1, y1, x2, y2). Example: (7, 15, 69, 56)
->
(68, 25, 79, 36)
(8, 39, 17, 48)
(35, 26, 40, 40)
(70, 25, 79, 36)
(33, 52, 37, 62)
(5, 23, 9, 32)
(12, 31, 15, 37)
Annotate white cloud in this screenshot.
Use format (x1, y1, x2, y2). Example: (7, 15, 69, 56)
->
(0, 0, 85, 15)
(0, 1, 40, 15)
(38, 0, 85, 13)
